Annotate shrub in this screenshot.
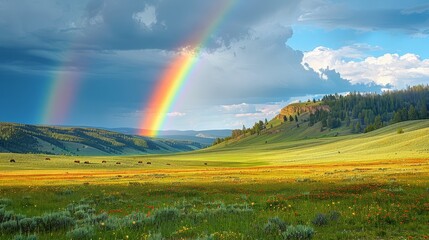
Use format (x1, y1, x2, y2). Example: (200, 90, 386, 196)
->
(152, 207, 180, 224)
(99, 217, 121, 231)
(264, 217, 288, 233)
(282, 225, 314, 240)
(397, 128, 404, 134)
(1, 220, 19, 233)
(40, 211, 75, 231)
(123, 212, 150, 229)
(328, 211, 341, 222)
(66, 226, 95, 240)
(74, 210, 88, 220)
(19, 218, 37, 232)
(312, 213, 328, 226)
(88, 212, 108, 224)
(0, 208, 15, 223)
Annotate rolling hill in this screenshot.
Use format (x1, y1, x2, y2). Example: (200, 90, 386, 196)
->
(0, 123, 206, 155)
(213, 86, 429, 147)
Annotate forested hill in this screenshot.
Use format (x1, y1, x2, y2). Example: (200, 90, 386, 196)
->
(213, 85, 429, 145)
(317, 85, 428, 133)
(0, 123, 205, 155)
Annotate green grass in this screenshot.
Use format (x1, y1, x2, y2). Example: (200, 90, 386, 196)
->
(0, 120, 429, 239)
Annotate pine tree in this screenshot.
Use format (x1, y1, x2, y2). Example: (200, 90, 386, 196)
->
(374, 115, 382, 129)
(420, 101, 428, 119)
(408, 105, 418, 120)
(356, 122, 361, 133)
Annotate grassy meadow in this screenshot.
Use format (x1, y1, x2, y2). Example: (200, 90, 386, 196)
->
(0, 120, 429, 239)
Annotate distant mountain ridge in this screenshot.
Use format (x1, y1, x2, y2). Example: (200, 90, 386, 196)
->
(104, 128, 232, 145)
(105, 128, 232, 138)
(0, 123, 206, 155)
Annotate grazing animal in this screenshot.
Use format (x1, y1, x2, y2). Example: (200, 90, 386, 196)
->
(74, 160, 80, 163)
(84, 161, 90, 164)
(10, 159, 15, 163)
(45, 157, 51, 160)
(147, 162, 151, 165)
(166, 163, 171, 165)
(116, 162, 121, 165)
(102, 160, 107, 163)
(138, 161, 143, 164)
(204, 163, 208, 165)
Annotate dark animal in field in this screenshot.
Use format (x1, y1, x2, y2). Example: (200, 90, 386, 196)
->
(102, 160, 107, 163)
(74, 160, 80, 163)
(116, 162, 121, 165)
(147, 162, 151, 165)
(10, 159, 15, 163)
(204, 163, 208, 165)
(45, 157, 51, 160)
(166, 163, 171, 165)
(84, 161, 90, 164)
(138, 161, 143, 164)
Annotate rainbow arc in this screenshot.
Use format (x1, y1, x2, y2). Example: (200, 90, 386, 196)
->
(139, 0, 235, 136)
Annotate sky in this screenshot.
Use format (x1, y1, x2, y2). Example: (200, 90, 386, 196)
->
(1, 0, 429, 132)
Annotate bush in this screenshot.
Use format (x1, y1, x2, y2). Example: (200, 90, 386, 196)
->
(0, 208, 15, 223)
(1, 220, 19, 233)
(312, 213, 328, 226)
(264, 217, 288, 233)
(123, 212, 150, 229)
(282, 225, 314, 240)
(66, 226, 94, 240)
(19, 218, 37, 232)
(87, 212, 108, 224)
(397, 128, 404, 134)
(328, 211, 341, 222)
(152, 207, 180, 224)
(73, 210, 88, 220)
(40, 211, 75, 231)
(99, 217, 121, 231)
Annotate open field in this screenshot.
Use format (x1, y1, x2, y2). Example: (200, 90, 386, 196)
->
(0, 121, 429, 239)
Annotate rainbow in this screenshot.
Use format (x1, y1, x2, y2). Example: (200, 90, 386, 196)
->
(42, 69, 82, 125)
(139, 0, 236, 137)
(41, 47, 85, 126)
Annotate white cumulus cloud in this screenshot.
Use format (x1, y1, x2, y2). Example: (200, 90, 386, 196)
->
(302, 45, 429, 88)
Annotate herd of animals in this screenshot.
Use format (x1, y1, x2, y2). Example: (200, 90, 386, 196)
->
(7, 158, 209, 166)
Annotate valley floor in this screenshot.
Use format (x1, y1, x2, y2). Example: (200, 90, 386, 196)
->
(0, 120, 428, 239)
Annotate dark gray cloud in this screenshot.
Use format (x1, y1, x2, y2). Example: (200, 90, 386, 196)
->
(0, 0, 302, 52)
(299, 1, 429, 34)
(1, 0, 421, 129)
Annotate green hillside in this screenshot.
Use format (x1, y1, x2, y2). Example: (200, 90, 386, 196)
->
(0, 123, 205, 155)
(148, 119, 429, 167)
(213, 85, 429, 148)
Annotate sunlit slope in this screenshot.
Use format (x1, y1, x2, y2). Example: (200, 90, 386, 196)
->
(211, 111, 351, 148)
(1, 120, 428, 172)
(153, 120, 429, 165)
